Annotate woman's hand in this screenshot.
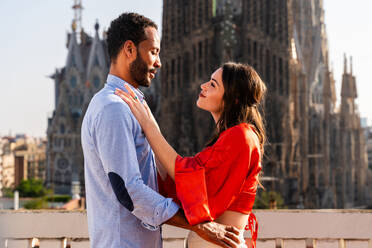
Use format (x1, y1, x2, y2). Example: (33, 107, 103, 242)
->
(116, 84, 178, 180)
(115, 85, 159, 132)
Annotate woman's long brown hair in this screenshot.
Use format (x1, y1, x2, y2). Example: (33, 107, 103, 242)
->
(206, 62, 267, 156)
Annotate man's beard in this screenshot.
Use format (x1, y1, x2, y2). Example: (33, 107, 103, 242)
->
(129, 52, 152, 87)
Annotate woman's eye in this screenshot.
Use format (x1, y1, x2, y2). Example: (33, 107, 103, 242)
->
(211, 82, 215, 87)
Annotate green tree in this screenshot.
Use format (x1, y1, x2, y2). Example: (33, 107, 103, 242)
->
(16, 179, 47, 197)
(24, 198, 49, 209)
(2, 187, 14, 198)
(254, 191, 286, 209)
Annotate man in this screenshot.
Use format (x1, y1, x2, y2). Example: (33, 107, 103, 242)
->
(81, 12, 242, 248)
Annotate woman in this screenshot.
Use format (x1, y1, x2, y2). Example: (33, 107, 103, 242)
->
(115, 62, 266, 248)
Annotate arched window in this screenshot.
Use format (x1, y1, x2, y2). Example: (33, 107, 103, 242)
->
(55, 171, 62, 184)
(60, 124, 65, 134)
(70, 76, 77, 88)
(93, 75, 101, 88)
(64, 171, 71, 184)
(57, 158, 69, 170)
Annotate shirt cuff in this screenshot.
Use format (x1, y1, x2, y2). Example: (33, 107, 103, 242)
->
(141, 199, 179, 231)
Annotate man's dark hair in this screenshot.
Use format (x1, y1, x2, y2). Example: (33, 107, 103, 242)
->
(107, 12, 158, 62)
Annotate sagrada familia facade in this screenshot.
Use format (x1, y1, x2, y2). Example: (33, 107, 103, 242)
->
(46, 19, 109, 194)
(159, 0, 371, 208)
(46, 0, 371, 208)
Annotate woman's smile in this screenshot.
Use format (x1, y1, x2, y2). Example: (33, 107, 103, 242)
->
(199, 92, 206, 98)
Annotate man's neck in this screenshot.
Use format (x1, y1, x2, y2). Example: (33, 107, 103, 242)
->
(109, 65, 139, 88)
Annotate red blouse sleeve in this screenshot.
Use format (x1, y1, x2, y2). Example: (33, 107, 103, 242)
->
(157, 172, 181, 206)
(174, 124, 261, 225)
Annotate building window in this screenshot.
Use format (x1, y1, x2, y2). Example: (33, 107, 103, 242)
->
(183, 52, 190, 83)
(70, 76, 77, 88)
(55, 171, 62, 184)
(204, 39, 209, 72)
(71, 55, 76, 67)
(198, 0, 203, 26)
(64, 171, 71, 184)
(205, 0, 209, 21)
(171, 59, 175, 76)
(246, 39, 251, 60)
(57, 158, 69, 170)
(273, 55, 277, 92)
(265, 50, 271, 84)
(198, 63, 203, 78)
(265, 0, 270, 35)
(60, 124, 65, 134)
(198, 41, 203, 59)
(177, 56, 181, 90)
(253, 41, 257, 60)
(279, 57, 283, 94)
(93, 76, 100, 88)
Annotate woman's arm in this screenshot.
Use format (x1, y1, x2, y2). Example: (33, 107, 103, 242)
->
(115, 86, 177, 179)
(142, 119, 177, 179)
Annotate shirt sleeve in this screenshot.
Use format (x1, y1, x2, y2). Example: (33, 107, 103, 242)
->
(94, 102, 179, 230)
(174, 125, 259, 225)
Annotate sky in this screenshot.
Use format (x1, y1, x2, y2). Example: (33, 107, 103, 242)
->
(0, 0, 371, 137)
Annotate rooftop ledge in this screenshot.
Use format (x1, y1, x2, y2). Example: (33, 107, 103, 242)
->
(1, 210, 372, 248)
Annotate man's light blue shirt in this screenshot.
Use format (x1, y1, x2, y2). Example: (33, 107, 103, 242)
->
(81, 74, 179, 248)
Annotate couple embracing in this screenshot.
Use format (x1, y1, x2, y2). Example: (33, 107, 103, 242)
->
(81, 12, 266, 248)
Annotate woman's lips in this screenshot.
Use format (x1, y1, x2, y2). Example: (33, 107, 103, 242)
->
(199, 93, 206, 98)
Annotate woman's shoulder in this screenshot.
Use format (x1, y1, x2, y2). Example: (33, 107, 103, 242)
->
(220, 123, 256, 138)
(218, 123, 260, 148)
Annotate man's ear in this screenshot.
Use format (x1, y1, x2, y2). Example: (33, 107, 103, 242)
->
(122, 40, 137, 59)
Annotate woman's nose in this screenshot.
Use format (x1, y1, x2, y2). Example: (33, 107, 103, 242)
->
(200, 82, 207, 90)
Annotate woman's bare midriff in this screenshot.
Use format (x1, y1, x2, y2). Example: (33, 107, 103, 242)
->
(214, 210, 249, 230)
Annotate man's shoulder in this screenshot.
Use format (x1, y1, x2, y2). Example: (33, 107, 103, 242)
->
(89, 88, 132, 118)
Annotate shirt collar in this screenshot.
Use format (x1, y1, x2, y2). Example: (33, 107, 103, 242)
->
(106, 74, 145, 102)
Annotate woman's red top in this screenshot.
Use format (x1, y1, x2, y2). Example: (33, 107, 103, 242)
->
(158, 123, 261, 243)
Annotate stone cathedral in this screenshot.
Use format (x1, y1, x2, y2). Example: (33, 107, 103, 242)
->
(46, 20, 109, 194)
(159, 0, 371, 208)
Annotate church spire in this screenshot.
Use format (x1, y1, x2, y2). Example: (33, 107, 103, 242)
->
(72, 0, 83, 33)
(350, 56, 353, 75)
(343, 53, 348, 74)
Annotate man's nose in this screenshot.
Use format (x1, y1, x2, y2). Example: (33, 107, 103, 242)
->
(154, 57, 161, 68)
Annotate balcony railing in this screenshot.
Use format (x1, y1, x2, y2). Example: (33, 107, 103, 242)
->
(0, 209, 372, 248)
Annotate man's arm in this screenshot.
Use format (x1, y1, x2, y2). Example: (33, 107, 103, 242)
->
(95, 102, 179, 230)
(165, 210, 242, 248)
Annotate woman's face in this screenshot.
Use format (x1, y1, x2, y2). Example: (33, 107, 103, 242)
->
(196, 68, 225, 118)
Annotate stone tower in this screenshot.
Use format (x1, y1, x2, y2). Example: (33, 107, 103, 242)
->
(337, 55, 369, 207)
(46, 9, 109, 194)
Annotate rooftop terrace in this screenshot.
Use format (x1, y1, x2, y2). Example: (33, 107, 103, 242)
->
(1, 209, 372, 248)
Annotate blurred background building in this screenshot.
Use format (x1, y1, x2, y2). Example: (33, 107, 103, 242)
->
(0, 135, 46, 189)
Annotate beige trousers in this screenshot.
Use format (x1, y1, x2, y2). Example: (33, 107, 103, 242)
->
(186, 230, 247, 248)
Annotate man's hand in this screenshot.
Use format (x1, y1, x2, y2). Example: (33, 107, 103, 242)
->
(192, 222, 243, 248)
